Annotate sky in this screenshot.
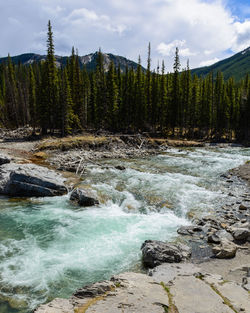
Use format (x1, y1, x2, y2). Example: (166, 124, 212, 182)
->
(0, 0, 250, 70)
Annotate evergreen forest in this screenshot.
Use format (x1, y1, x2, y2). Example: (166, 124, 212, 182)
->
(0, 21, 250, 141)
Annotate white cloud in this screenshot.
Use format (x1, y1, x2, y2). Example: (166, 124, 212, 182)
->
(65, 7, 126, 35)
(179, 48, 196, 57)
(232, 20, 250, 52)
(200, 58, 220, 67)
(1, 0, 250, 69)
(157, 40, 186, 56)
(204, 50, 213, 55)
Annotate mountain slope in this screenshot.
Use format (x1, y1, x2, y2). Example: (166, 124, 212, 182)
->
(0, 52, 143, 73)
(191, 47, 250, 81)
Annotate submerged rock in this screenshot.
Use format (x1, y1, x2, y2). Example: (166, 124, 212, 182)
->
(0, 154, 11, 165)
(70, 188, 99, 207)
(239, 204, 249, 211)
(141, 240, 191, 268)
(115, 165, 126, 171)
(0, 163, 67, 197)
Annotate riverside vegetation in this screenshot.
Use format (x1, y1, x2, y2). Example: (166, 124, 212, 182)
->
(0, 21, 250, 142)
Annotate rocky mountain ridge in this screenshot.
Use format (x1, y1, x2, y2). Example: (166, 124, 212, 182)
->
(0, 51, 143, 72)
(191, 46, 250, 81)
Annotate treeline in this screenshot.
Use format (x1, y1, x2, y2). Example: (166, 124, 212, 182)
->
(0, 21, 250, 140)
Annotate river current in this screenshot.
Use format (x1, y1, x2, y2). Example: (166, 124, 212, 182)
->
(0, 146, 250, 312)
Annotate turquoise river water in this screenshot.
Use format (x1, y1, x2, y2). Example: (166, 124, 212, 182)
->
(0, 146, 250, 312)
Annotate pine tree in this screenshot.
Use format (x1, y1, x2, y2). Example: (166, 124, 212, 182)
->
(170, 47, 181, 135)
(89, 72, 97, 126)
(95, 49, 107, 128)
(159, 61, 167, 131)
(59, 69, 75, 136)
(146, 43, 152, 125)
(135, 56, 145, 130)
(45, 20, 59, 134)
(5, 54, 19, 127)
(28, 65, 36, 133)
(106, 61, 118, 130)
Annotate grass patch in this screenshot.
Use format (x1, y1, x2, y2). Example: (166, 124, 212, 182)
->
(74, 285, 116, 313)
(37, 135, 108, 151)
(74, 296, 105, 313)
(246, 160, 250, 164)
(160, 282, 179, 313)
(196, 275, 237, 313)
(209, 284, 238, 313)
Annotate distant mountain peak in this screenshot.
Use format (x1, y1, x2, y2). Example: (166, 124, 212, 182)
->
(0, 52, 143, 73)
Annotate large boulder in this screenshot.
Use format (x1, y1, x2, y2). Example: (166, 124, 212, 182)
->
(207, 230, 234, 244)
(141, 240, 191, 268)
(0, 163, 67, 197)
(212, 240, 237, 259)
(70, 188, 99, 207)
(232, 228, 250, 241)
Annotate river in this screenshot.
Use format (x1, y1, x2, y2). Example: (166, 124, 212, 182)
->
(0, 146, 250, 312)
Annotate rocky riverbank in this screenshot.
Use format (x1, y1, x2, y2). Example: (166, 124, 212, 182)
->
(0, 130, 249, 313)
(33, 163, 250, 313)
(34, 260, 249, 313)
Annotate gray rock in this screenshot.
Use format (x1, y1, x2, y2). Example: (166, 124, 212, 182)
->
(73, 280, 114, 298)
(171, 276, 235, 313)
(35, 272, 169, 313)
(34, 298, 74, 313)
(177, 225, 202, 236)
(0, 154, 11, 165)
(70, 188, 99, 207)
(232, 228, 250, 241)
(212, 240, 237, 259)
(242, 276, 250, 291)
(202, 215, 219, 224)
(141, 240, 191, 268)
(207, 230, 234, 244)
(115, 165, 126, 171)
(239, 204, 249, 210)
(0, 163, 67, 197)
(150, 263, 201, 284)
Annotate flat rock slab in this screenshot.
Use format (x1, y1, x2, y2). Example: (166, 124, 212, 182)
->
(35, 273, 169, 313)
(150, 263, 201, 284)
(217, 282, 250, 313)
(0, 163, 67, 197)
(81, 272, 168, 313)
(171, 276, 235, 313)
(203, 274, 250, 313)
(232, 163, 250, 186)
(34, 298, 74, 313)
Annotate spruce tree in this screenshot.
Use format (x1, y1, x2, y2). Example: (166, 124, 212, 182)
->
(106, 61, 118, 130)
(45, 20, 59, 134)
(170, 47, 180, 135)
(28, 65, 36, 134)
